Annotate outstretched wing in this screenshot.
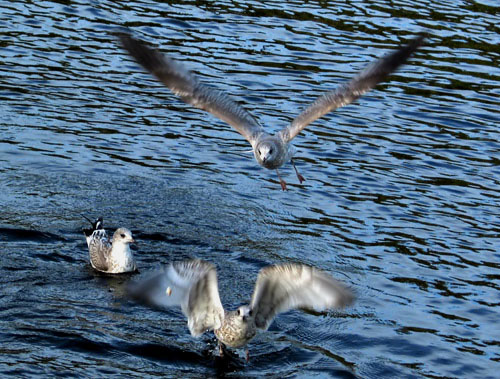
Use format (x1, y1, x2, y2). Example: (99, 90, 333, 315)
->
(119, 33, 264, 146)
(280, 34, 426, 143)
(250, 263, 354, 330)
(128, 259, 224, 337)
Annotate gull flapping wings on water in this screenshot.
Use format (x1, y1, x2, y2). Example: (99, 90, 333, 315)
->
(128, 258, 354, 360)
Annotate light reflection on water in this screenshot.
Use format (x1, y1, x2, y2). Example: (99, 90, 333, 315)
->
(1, 0, 499, 377)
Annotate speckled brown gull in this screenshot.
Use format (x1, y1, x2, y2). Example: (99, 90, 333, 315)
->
(119, 32, 425, 190)
(83, 216, 137, 274)
(128, 258, 354, 360)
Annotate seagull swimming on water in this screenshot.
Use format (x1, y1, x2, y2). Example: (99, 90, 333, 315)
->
(128, 258, 354, 361)
(82, 216, 137, 274)
(119, 32, 425, 190)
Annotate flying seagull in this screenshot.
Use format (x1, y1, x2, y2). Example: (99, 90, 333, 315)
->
(82, 216, 137, 274)
(128, 258, 354, 361)
(119, 33, 425, 190)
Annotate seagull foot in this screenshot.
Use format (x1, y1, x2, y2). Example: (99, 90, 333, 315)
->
(276, 169, 287, 191)
(291, 159, 305, 184)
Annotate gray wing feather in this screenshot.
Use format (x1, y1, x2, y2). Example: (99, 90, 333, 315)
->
(88, 229, 110, 271)
(128, 259, 224, 337)
(119, 33, 264, 145)
(250, 264, 355, 330)
(280, 34, 425, 142)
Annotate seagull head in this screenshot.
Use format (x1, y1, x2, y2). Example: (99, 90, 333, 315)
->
(112, 228, 135, 245)
(235, 305, 253, 323)
(254, 139, 280, 168)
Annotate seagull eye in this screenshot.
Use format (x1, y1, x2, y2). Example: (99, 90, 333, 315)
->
(269, 148, 273, 154)
(120, 233, 126, 238)
(248, 309, 253, 316)
(236, 309, 241, 316)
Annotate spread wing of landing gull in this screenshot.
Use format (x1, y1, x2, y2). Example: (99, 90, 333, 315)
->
(82, 216, 137, 274)
(128, 259, 354, 361)
(250, 263, 355, 330)
(129, 259, 224, 336)
(119, 32, 425, 190)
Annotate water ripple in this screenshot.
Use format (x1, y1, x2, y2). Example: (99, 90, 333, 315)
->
(1, 0, 500, 377)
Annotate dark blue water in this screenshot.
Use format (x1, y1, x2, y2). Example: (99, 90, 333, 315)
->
(1, 0, 499, 377)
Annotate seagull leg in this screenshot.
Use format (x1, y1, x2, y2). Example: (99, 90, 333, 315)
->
(218, 342, 224, 358)
(245, 349, 250, 363)
(291, 158, 305, 183)
(276, 169, 287, 191)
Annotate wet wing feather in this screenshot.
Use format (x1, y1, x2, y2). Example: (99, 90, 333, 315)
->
(128, 259, 224, 337)
(250, 263, 355, 330)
